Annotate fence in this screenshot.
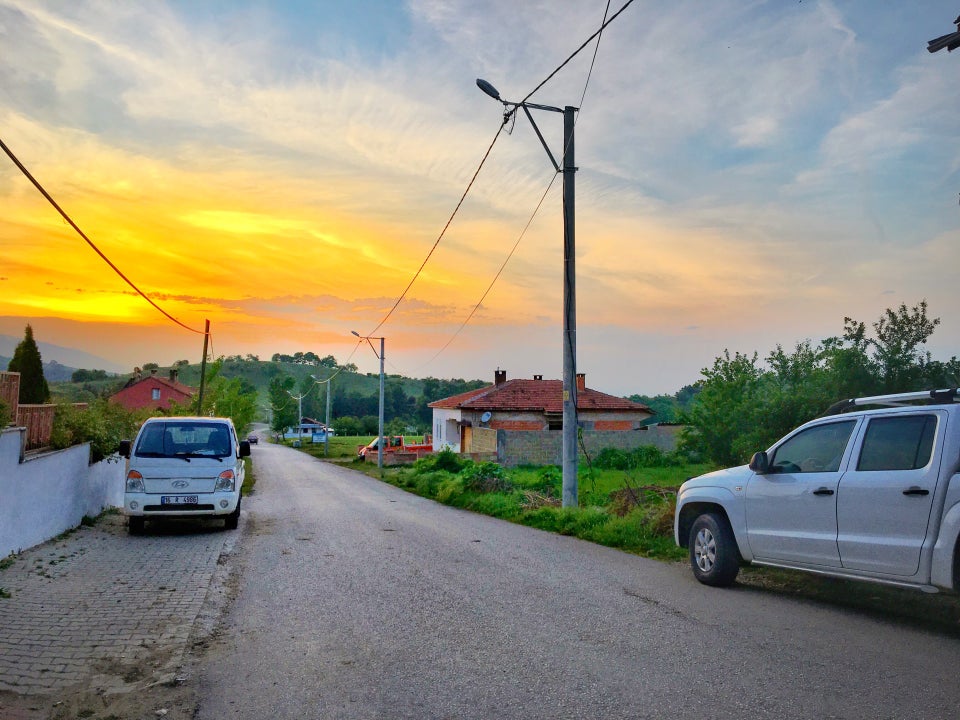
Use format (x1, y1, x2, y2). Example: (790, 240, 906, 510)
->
(15, 403, 88, 452)
(0, 371, 19, 419)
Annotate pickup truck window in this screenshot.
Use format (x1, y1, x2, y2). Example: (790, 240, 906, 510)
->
(856, 414, 937, 472)
(769, 420, 856, 473)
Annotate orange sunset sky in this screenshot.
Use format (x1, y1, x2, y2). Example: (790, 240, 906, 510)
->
(1, 1, 958, 395)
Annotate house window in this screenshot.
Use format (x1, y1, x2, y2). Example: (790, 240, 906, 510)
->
(151, 388, 161, 401)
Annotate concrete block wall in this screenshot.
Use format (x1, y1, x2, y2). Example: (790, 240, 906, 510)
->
(0, 427, 126, 557)
(496, 426, 682, 468)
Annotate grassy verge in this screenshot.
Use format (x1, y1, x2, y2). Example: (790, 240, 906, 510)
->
(242, 455, 256, 495)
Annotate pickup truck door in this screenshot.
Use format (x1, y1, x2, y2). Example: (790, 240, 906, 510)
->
(745, 419, 859, 567)
(836, 412, 943, 576)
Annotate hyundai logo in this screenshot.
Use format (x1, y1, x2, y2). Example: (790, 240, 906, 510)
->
(172, 480, 190, 489)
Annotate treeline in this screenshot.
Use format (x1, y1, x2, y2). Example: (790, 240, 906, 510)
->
(681, 301, 960, 467)
(269, 374, 486, 435)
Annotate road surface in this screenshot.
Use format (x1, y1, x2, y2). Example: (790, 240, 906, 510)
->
(197, 441, 960, 719)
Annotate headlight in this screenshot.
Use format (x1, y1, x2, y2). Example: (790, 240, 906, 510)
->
(125, 470, 145, 493)
(215, 469, 236, 492)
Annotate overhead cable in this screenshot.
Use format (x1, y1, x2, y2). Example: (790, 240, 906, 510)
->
(0, 136, 207, 336)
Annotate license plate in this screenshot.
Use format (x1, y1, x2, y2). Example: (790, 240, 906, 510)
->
(161, 495, 199, 505)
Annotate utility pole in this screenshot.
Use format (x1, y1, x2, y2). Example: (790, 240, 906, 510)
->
(476, 78, 579, 507)
(561, 105, 578, 508)
(325, 377, 332, 457)
(377, 337, 385, 472)
(197, 319, 210, 415)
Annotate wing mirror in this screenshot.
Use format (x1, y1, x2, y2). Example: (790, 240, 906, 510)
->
(749, 451, 769, 474)
(118, 440, 131, 459)
(239, 440, 251, 458)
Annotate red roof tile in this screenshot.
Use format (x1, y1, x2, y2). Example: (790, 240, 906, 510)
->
(428, 379, 651, 414)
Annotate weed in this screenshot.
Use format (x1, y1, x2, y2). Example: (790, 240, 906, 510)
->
(80, 515, 96, 527)
(0, 553, 18, 572)
(0, 587, 11, 599)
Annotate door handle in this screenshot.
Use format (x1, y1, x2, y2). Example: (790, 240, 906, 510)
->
(813, 487, 835, 496)
(902, 486, 930, 496)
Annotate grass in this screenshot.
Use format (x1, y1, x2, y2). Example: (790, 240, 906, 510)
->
(242, 455, 256, 495)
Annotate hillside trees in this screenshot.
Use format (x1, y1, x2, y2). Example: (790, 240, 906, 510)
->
(180, 359, 257, 433)
(7, 324, 49, 403)
(681, 301, 959, 466)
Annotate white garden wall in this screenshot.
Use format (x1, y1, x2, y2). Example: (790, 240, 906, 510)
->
(0, 427, 125, 557)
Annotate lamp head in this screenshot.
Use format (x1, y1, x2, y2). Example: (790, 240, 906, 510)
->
(351, 330, 361, 338)
(476, 78, 501, 101)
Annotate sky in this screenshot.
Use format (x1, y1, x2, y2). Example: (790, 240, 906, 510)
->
(0, 0, 958, 396)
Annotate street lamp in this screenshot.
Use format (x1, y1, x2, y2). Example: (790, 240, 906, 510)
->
(310, 373, 333, 457)
(352, 330, 385, 471)
(286, 389, 308, 446)
(477, 77, 579, 508)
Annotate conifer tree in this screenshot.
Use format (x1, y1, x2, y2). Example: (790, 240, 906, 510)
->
(7, 324, 49, 403)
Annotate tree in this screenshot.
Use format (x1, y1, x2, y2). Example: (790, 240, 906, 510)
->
(142, 362, 160, 372)
(268, 374, 297, 434)
(681, 301, 952, 466)
(8, 324, 49, 403)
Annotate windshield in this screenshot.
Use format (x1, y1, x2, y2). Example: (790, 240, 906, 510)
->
(135, 422, 233, 459)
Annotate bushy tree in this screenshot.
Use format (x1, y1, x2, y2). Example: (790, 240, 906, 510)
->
(268, 373, 297, 434)
(175, 359, 257, 433)
(50, 399, 145, 463)
(681, 301, 956, 466)
(7, 324, 49, 403)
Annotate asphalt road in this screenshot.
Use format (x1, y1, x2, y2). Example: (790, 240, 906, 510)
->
(197, 441, 960, 720)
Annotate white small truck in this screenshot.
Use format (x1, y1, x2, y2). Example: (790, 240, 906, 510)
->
(675, 389, 960, 591)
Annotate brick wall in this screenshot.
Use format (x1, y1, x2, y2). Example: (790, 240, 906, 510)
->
(496, 425, 683, 468)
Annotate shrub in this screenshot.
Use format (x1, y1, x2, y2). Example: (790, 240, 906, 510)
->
(414, 447, 465, 474)
(0, 399, 10, 428)
(459, 461, 512, 493)
(50, 400, 144, 463)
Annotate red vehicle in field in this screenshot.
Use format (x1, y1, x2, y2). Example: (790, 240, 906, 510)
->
(357, 435, 433, 459)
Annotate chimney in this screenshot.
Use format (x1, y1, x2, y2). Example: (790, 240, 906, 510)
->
(576, 373, 586, 392)
(150, 368, 158, 376)
(494, 369, 507, 386)
(169, 369, 178, 383)
(533, 374, 543, 381)
(134, 367, 142, 380)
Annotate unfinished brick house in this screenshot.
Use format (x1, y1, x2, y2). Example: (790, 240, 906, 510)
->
(428, 370, 653, 457)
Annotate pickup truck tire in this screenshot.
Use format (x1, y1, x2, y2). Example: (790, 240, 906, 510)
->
(128, 517, 145, 535)
(689, 512, 740, 587)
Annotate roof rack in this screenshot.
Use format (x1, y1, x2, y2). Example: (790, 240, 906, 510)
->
(822, 388, 958, 416)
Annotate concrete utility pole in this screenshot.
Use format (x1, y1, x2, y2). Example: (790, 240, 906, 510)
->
(352, 331, 386, 472)
(477, 78, 580, 507)
(197, 319, 210, 414)
(561, 105, 577, 508)
(325, 377, 332, 457)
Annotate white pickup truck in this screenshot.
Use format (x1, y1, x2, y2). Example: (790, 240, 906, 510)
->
(675, 389, 960, 592)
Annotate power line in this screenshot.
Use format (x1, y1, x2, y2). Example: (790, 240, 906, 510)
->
(521, 0, 634, 105)
(365, 123, 506, 337)
(0, 136, 207, 336)
(417, 0, 617, 369)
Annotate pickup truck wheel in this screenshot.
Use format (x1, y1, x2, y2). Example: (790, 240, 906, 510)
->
(689, 513, 740, 587)
(128, 517, 145, 535)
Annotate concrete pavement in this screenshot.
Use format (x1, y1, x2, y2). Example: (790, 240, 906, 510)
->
(0, 510, 237, 704)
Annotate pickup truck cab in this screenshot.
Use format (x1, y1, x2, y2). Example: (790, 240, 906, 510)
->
(119, 417, 250, 534)
(675, 389, 960, 591)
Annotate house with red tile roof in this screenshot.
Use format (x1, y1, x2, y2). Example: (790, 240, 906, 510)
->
(428, 369, 652, 454)
(109, 369, 196, 412)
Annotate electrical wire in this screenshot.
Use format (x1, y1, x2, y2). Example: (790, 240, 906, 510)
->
(417, 0, 617, 371)
(521, 0, 633, 106)
(0, 136, 208, 337)
(364, 123, 506, 337)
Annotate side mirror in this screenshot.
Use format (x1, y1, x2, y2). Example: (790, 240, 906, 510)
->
(239, 440, 251, 458)
(118, 440, 131, 459)
(749, 451, 769, 474)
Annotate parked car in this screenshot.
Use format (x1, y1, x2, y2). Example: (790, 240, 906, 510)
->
(675, 388, 960, 592)
(247, 434, 259, 444)
(119, 416, 250, 534)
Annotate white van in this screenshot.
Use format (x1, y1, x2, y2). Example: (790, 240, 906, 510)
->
(119, 417, 250, 534)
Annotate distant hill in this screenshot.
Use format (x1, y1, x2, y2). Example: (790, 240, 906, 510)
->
(0, 354, 81, 383)
(0, 335, 124, 374)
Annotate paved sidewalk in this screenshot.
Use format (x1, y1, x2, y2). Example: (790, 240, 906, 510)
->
(0, 512, 235, 699)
